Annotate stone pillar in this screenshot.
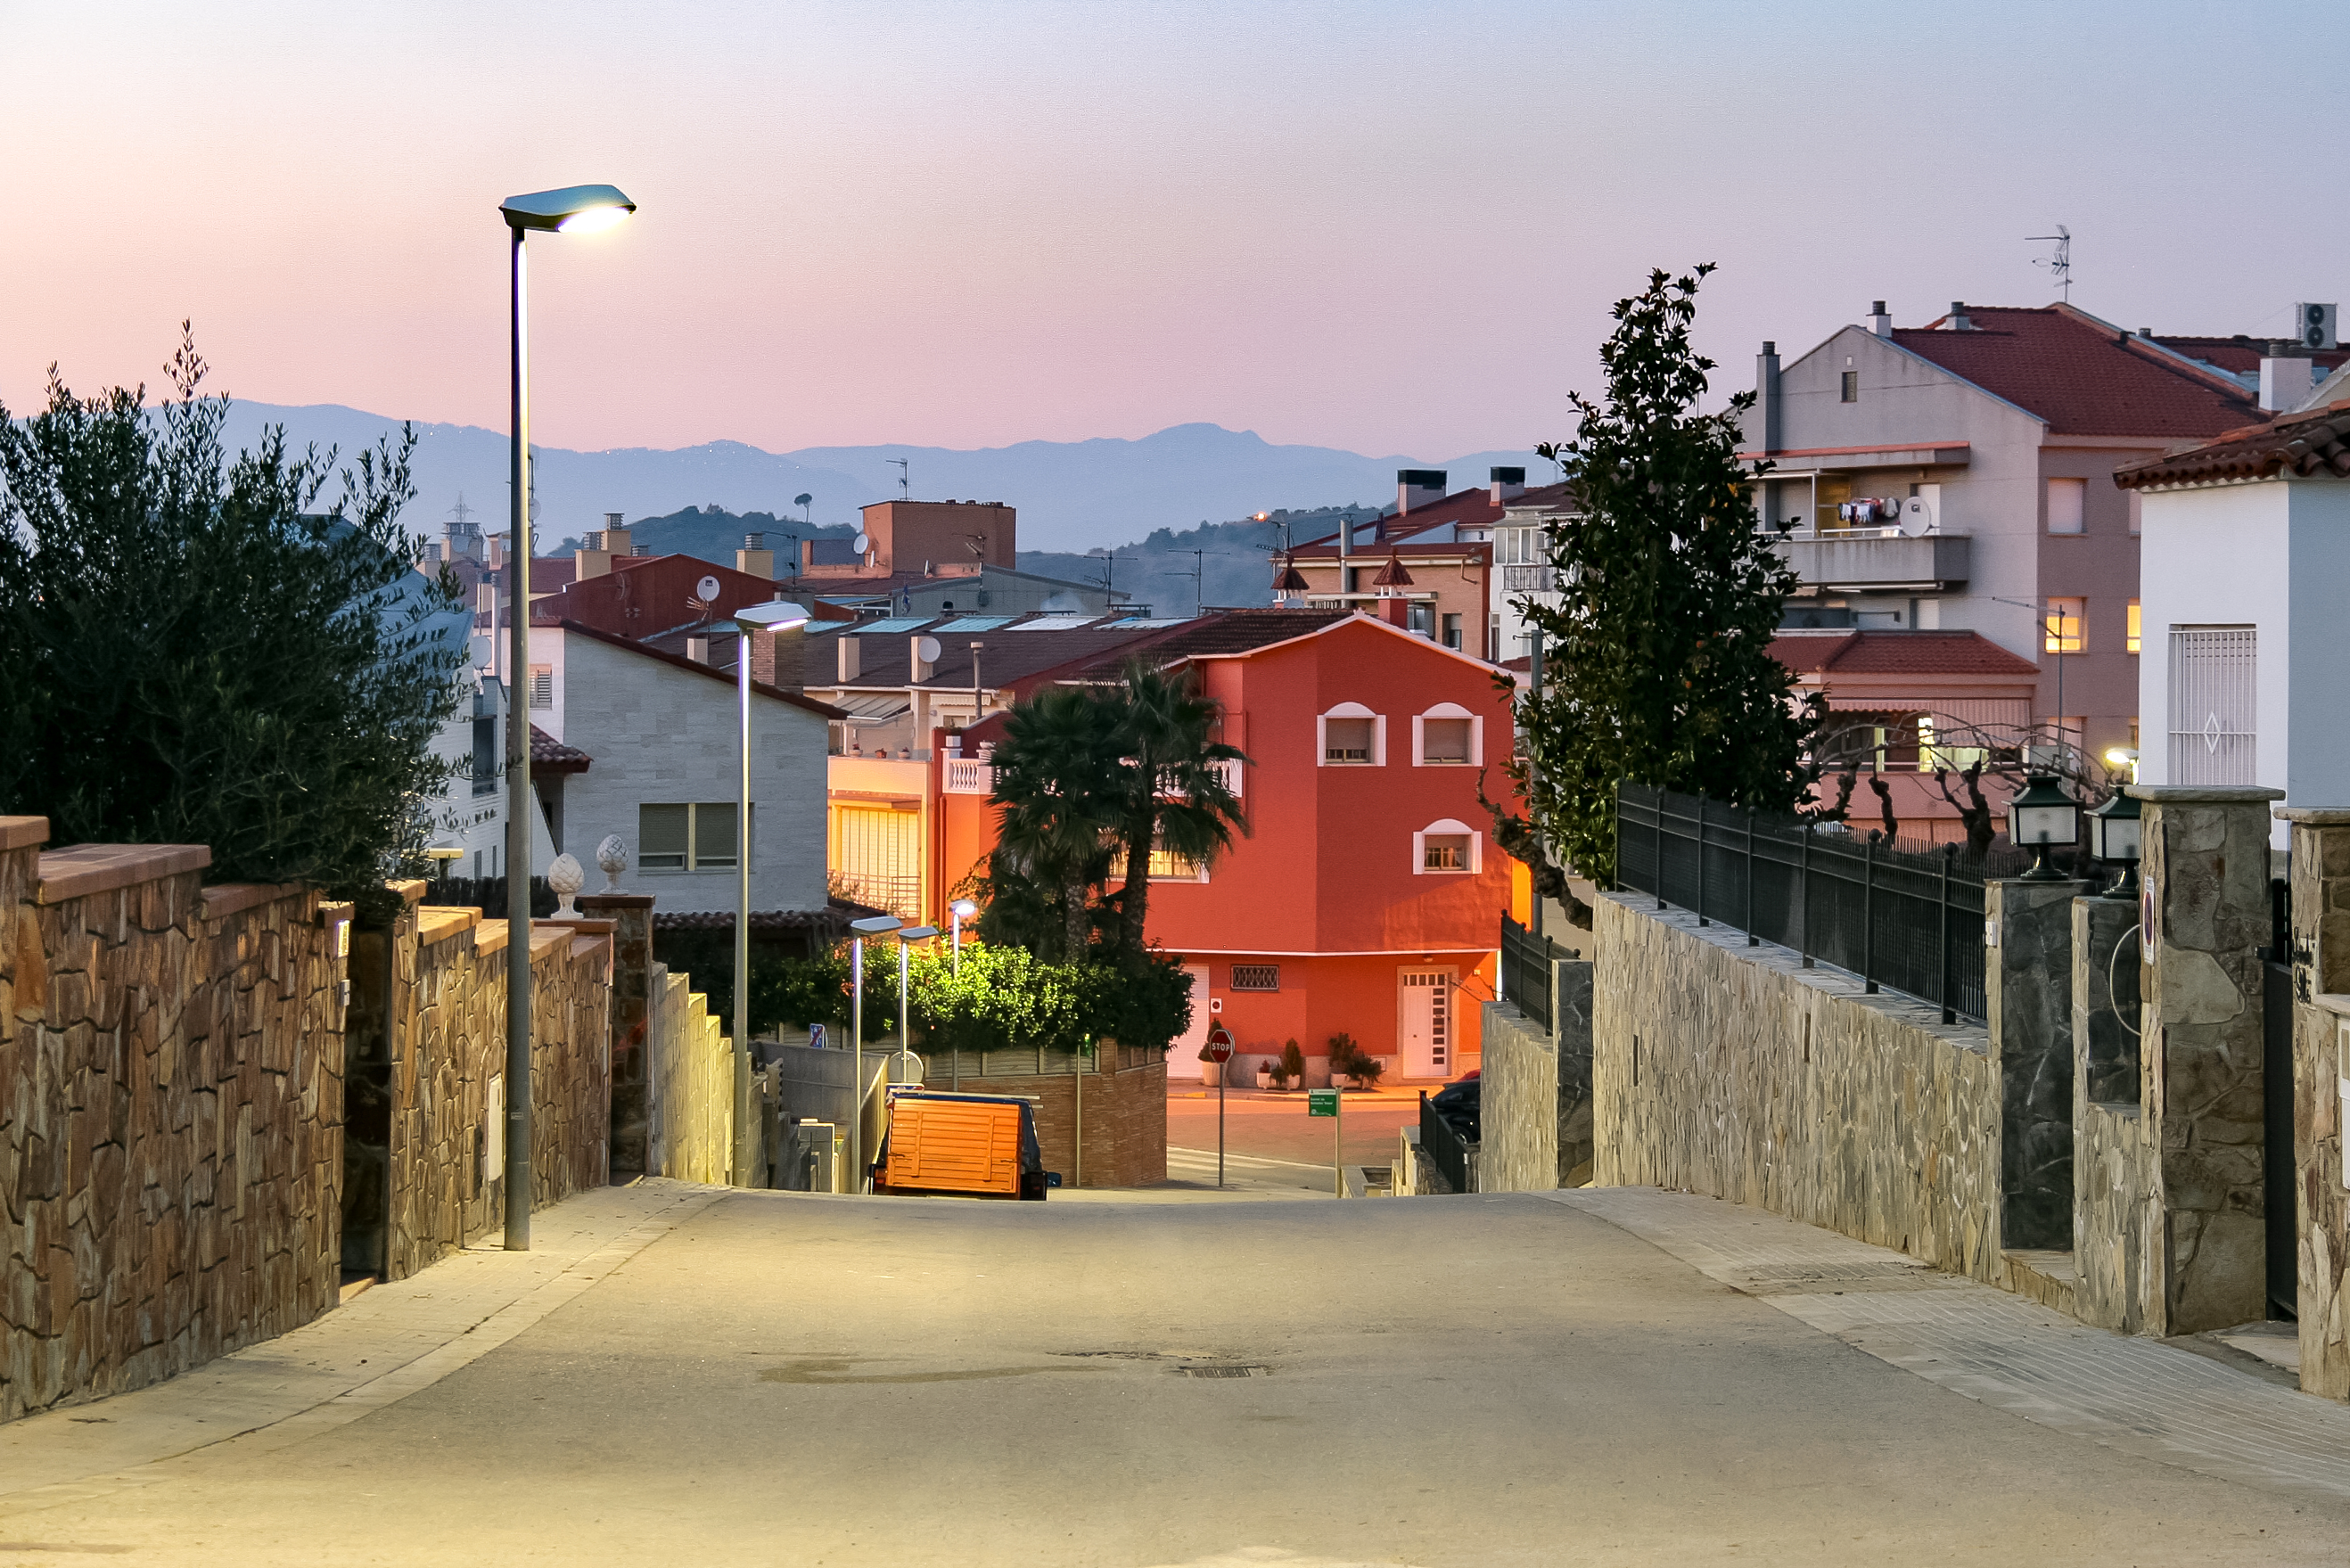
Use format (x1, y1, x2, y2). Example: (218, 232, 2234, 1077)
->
(2281, 808, 2350, 1399)
(2133, 784, 2284, 1336)
(580, 892, 656, 1177)
(2071, 892, 2150, 1332)
(1987, 878, 2089, 1252)
(1554, 957, 1595, 1185)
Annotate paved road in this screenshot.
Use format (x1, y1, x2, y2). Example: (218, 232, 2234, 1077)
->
(4, 1187, 2346, 1565)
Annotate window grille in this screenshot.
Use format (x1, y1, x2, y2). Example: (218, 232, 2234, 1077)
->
(528, 665, 554, 710)
(2168, 627, 2256, 786)
(1229, 964, 1279, 992)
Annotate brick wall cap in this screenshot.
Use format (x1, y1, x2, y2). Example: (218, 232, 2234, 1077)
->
(389, 878, 429, 904)
(2274, 807, 2350, 823)
(200, 882, 308, 922)
(35, 842, 210, 904)
(2125, 784, 2286, 803)
(0, 816, 48, 851)
(417, 906, 482, 946)
(540, 916, 618, 934)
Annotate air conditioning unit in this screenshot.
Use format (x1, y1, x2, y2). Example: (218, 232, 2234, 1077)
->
(2295, 301, 2338, 352)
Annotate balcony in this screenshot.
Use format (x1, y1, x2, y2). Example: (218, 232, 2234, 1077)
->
(1772, 529, 1970, 593)
(1501, 563, 1557, 594)
(943, 758, 994, 796)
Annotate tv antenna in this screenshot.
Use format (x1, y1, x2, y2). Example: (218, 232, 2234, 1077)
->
(448, 494, 475, 529)
(2028, 226, 2072, 300)
(887, 459, 909, 499)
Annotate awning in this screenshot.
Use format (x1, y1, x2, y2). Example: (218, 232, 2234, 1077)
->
(830, 694, 913, 724)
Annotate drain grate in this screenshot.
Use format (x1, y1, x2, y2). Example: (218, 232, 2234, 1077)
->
(1173, 1363, 1268, 1379)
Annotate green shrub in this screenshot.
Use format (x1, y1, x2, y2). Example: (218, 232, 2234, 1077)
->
(1280, 1039, 1306, 1085)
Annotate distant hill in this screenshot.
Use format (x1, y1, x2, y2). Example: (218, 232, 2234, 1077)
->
(1016, 505, 1383, 617)
(216, 400, 1554, 556)
(550, 505, 855, 562)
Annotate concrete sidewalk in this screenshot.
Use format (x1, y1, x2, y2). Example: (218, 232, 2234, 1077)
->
(1560, 1186, 2350, 1505)
(0, 1179, 722, 1510)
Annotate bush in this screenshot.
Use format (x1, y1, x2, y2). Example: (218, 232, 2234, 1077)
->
(1327, 1031, 1362, 1079)
(1280, 1039, 1305, 1086)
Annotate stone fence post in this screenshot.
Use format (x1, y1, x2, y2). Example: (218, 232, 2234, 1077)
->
(2132, 784, 2283, 1336)
(579, 892, 655, 1178)
(1986, 878, 2089, 1252)
(2280, 808, 2350, 1399)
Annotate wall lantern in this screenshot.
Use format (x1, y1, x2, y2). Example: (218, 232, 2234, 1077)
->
(2007, 773, 2081, 881)
(2084, 788, 2141, 900)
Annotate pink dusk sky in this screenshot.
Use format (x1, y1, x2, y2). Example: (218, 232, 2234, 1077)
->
(3, 1, 2343, 461)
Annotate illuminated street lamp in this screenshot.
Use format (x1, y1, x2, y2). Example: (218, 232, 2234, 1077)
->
(2007, 774, 2082, 882)
(949, 898, 978, 973)
(2085, 788, 2142, 901)
(892, 926, 941, 1101)
(848, 914, 903, 1191)
(497, 182, 635, 1252)
(727, 600, 810, 1183)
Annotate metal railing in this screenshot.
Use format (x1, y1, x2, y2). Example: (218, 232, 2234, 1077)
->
(1501, 914, 1567, 1032)
(1615, 783, 2025, 1026)
(1418, 1093, 1476, 1194)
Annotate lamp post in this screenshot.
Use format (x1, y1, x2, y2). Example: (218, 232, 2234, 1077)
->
(892, 926, 940, 1104)
(2006, 773, 2083, 882)
(949, 899, 977, 973)
(729, 600, 811, 1185)
(497, 181, 635, 1252)
(848, 914, 903, 1192)
(2085, 787, 2142, 900)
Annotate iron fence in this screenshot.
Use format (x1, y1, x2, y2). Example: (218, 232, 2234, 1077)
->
(1615, 783, 2026, 1026)
(1501, 915, 1568, 1032)
(1419, 1093, 1476, 1194)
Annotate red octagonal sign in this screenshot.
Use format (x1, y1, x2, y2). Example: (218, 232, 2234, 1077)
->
(1201, 1023, 1235, 1063)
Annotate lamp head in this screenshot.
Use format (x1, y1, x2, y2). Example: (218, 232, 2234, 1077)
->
(500, 184, 637, 234)
(950, 899, 978, 919)
(897, 925, 941, 942)
(850, 915, 903, 937)
(735, 600, 811, 633)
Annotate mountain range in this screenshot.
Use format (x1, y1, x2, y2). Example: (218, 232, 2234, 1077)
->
(214, 400, 1555, 555)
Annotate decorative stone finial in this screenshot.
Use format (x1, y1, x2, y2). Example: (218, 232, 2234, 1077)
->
(596, 833, 629, 891)
(546, 852, 584, 916)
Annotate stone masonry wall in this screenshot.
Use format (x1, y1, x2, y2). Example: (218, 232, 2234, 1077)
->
(3, 820, 346, 1422)
(1476, 1002, 1556, 1194)
(580, 893, 653, 1175)
(2285, 811, 2350, 1400)
(646, 962, 732, 1186)
(2071, 895, 2157, 1334)
(1594, 893, 2008, 1287)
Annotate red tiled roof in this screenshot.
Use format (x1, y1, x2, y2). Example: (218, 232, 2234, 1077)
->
(528, 725, 591, 773)
(1770, 629, 2038, 677)
(1892, 305, 2260, 439)
(2114, 398, 2350, 489)
(2149, 336, 2350, 377)
(1297, 486, 1503, 551)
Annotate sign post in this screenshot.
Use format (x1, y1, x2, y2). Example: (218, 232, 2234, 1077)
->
(1308, 1087, 1341, 1195)
(1203, 1024, 1236, 1188)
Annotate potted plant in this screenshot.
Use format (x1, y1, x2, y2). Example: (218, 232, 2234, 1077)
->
(1279, 1038, 1306, 1091)
(1254, 1055, 1277, 1090)
(1327, 1031, 1363, 1089)
(1348, 1049, 1385, 1090)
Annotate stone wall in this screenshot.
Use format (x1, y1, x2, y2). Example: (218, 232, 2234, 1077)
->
(1593, 893, 2007, 1286)
(926, 1048, 1167, 1188)
(646, 962, 733, 1186)
(2284, 809, 2350, 1400)
(580, 893, 654, 1175)
(2071, 894, 2156, 1334)
(1476, 1002, 1556, 1194)
(1987, 881, 2090, 1252)
(2, 819, 346, 1423)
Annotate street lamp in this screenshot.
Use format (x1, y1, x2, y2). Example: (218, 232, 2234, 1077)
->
(892, 926, 940, 1103)
(2006, 773, 2082, 882)
(2085, 788, 2142, 901)
(949, 899, 978, 973)
(848, 913, 903, 1192)
(729, 599, 811, 1185)
(497, 181, 635, 1252)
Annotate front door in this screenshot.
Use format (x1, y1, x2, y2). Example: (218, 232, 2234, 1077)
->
(1170, 965, 1212, 1081)
(1398, 970, 1454, 1079)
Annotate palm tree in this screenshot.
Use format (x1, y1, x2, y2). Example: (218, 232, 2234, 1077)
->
(985, 685, 1123, 962)
(1108, 661, 1247, 957)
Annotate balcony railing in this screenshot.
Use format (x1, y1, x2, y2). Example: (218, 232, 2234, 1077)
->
(1771, 530, 1970, 592)
(943, 758, 994, 795)
(1501, 563, 1557, 593)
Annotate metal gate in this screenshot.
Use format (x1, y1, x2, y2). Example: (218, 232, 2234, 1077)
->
(2168, 627, 2257, 786)
(2264, 958, 2297, 1320)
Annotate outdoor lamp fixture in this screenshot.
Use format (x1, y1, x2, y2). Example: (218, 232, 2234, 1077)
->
(892, 926, 941, 1091)
(728, 598, 814, 1160)
(424, 846, 464, 896)
(848, 914, 903, 1191)
(2085, 788, 2142, 901)
(496, 181, 635, 1252)
(2007, 773, 2083, 882)
(949, 898, 978, 973)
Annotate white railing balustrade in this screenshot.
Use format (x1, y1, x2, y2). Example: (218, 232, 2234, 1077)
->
(943, 759, 995, 795)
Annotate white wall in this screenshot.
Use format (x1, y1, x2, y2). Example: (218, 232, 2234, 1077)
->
(556, 631, 831, 914)
(2287, 482, 2350, 811)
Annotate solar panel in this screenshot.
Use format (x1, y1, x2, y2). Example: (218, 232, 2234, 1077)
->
(1007, 615, 1101, 632)
(933, 617, 1013, 633)
(853, 618, 935, 635)
(1102, 617, 1193, 628)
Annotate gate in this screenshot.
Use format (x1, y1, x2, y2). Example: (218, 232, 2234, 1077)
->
(2264, 957, 2297, 1320)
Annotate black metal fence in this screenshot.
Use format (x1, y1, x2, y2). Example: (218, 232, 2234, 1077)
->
(1418, 1093, 1476, 1194)
(423, 874, 556, 920)
(1501, 915, 1569, 1031)
(1615, 783, 2026, 1026)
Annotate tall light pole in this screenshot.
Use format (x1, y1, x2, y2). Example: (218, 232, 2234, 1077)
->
(730, 600, 811, 1186)
(949, 899, 977, 974)
(497, 182, 635, 1251)
(893, 926, 940, 1096)
(848, 914, 903, 1192)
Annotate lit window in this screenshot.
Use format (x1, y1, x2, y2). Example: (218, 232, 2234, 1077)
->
(528, 665, 554, 710)
(2047, 478, 2086, 534)
(1146, 834, 1204, 881)
(1423, 835, 1471, 871)
(2127, 600, 2141, 654)
(2043, 597, 2084, 653)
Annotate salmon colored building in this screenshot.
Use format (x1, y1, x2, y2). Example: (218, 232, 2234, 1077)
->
(935, 609, 1518, 1086)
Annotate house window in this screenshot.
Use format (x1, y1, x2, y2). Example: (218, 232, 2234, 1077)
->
(1413, 704, 1482, 766)
(528, 665, 554, 710)
(2047, 478, 2086, 535)
(2126, 600, 2141, 654)
(1840, 371, 1859, 403)
(1442, 612, 1462, 651)
(1319, 703, 1384, 765)
(1406, 602, 1434, 636)
(1146, 832, 1206, 882)
(638, 802, 749, 872)
(1412, 818, 1482, 875)
(2167, 627, 2256, 786)
(2043, 597, 2083, 653)
(1229, 964, 1279, 992)
(472, 716, 498, 797)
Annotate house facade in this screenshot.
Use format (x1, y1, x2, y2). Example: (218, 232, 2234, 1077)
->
(1284, 470, 1507, 658)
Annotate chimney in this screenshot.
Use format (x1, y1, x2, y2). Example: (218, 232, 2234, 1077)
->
(736, 531, 776, 579)
(909, 635, 936, 683)
(1396, 469, 1447, 514)
(1869, 300, 1893, 338)
(1489, 466, 1525, 505)
(1381, 596, 1411, 628)
(2260, 349, 2315, 413)
(686, 635, 711, 664)
(1755, 341, 1782, 454)
(836, 634, 861, 683)
(1944, 300, 1973, 332)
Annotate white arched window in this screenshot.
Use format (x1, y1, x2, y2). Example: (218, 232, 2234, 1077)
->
(1318, 702, 1385, 766)
(1412, 702, 1483, 767)
(1412, 817, 1482, 874)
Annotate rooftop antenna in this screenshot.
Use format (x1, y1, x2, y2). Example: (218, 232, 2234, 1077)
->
(887, 459, 909, 499)
(2028, 225, 2072, 301)
(448, 494, 475, 529)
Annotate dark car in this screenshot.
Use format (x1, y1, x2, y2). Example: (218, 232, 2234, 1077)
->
(1427, 1070, 1481, 1143)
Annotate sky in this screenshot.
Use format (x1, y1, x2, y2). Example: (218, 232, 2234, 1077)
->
(2, 1, 2344, 462)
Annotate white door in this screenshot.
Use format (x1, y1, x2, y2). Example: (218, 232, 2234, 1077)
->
(1170, 965, 1212, 1081)
(1398, 970, 1454, 1079)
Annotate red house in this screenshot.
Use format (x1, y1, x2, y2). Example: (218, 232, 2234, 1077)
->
(936, 609, 1516, 1085)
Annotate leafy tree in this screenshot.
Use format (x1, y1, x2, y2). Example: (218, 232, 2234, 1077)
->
(0, 332, 464, 924)
(1105, 660, 1245, 955)
(1498, 267, 1821, 915)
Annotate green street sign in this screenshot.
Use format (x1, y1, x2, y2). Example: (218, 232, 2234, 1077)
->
(1307, 1089, 1339, 1118)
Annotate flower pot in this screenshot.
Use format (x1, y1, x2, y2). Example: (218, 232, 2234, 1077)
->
(1253, 1069, 1275, 1090)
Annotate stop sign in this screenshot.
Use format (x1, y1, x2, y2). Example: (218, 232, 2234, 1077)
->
(1201, 1023, 1235, 1063)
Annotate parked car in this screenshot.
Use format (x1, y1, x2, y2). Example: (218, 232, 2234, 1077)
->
(872, 1088, 1048, 1200)
(1427, 1070, 1481, 1143)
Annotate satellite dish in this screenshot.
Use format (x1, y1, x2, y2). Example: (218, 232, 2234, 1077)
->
(852, 532, 871, 555)
(1900, 497, 1935, 537)
(914, 636, 942, 664)
(695, 574, 722, 602)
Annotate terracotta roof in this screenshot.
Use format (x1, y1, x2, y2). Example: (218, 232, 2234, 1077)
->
(2114, 399, 2350, 489)
(1297, 486, 1503, 551)
(1062, 609, 1352, 673)
(528, 725, 591, 773)
(2148, 336, 2350, 378)
(1371, 553, 1414, 587)
(794, 615, 1190, 696)
(1770, 629, 2039, 677)
(1892, 305, 2260, 439)
(652, 896, 886, 934)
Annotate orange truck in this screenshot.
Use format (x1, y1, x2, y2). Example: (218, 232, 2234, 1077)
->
(874, 1089, 1049, 1200)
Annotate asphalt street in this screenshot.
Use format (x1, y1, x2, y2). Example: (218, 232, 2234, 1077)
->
(1, 1189, 2341, 1565)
